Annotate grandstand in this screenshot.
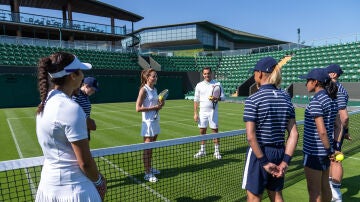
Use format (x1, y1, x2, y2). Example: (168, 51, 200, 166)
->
(1, 1, 360, 201)
(1, 1, 359, 108)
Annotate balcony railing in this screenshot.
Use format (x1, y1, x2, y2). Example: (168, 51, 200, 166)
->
(0, 9, 126, 35)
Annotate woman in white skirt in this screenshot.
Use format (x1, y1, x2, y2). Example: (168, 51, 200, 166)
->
(136, 68, 164, 183)
(35, 52, 106, 201)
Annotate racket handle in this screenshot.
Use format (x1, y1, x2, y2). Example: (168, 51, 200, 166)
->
(153, 110, 159, 120)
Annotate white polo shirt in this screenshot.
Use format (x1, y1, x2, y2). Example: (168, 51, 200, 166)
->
(36, 89, 89, 185)
(194, 80, 225, 112)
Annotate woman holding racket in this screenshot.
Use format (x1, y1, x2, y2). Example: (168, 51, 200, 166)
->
(35, 52, 106, 201)
(242, 57, 299, 202)
(136, 68, 164, 182)
(299, 68, 338, 202)
(193, 67, 225, 160)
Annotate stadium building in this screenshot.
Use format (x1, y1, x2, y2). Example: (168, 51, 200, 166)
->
(0, 1, 360, 201)
(0, 0, 359, 108)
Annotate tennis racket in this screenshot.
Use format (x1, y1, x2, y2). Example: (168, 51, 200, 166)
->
(153, 89, 169, 120)
(209, 85, 221, 110)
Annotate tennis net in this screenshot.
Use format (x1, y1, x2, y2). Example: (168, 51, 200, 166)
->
(1, 110, 359, 201)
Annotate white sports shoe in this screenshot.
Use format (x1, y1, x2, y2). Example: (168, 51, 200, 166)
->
(194, 150, 206, 158)
(144, 173, 158, 182)
(150, 168, 160, 175)
(214, 152, 222, 159)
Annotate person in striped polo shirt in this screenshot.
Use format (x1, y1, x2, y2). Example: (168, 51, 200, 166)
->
(326, 64, 350, 202)
(73, 77, 99, 140)
(242, 57, 299, 201)
(300, 68, 338, 202)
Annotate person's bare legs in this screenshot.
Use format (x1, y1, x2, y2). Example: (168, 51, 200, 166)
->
(330, 161, 343, 200)
(143, 136, 157, 173)
(246, 190, 262, 202)
(267, 190, 284, 202)
(304, 166, 331, 202)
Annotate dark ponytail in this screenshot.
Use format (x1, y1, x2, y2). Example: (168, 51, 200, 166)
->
(319, 80, 338, 100)
(36, 52, 75, 114)
(36, 57, 51, 114)
(325, 80, 338, 100)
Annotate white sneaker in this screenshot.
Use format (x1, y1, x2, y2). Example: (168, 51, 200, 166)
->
(144, 173, 158, 182)
(214, 152, 222, 159)
(194, 150, 206, 158)
(150, 168, 160, 175)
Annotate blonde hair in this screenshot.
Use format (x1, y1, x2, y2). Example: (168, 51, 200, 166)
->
(267, 64, 282, 88)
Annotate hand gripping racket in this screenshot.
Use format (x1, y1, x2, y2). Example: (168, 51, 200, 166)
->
(153, 89, 169, 120)
(209, 85, 221, 110)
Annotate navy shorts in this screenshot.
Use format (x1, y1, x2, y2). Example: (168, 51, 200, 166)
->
(242, 146, 285, 195)
(303, 153, 330, 171)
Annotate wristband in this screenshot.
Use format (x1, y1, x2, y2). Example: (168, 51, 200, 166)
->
(333, 141, 342, 151)
(325, 147, 334, 156)
(94, 174, 103, 186)
(258, 156, 269, 166)
(283, 154, 292, 165)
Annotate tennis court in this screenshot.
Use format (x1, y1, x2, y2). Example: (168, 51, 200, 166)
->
(1, 100, 359, 201)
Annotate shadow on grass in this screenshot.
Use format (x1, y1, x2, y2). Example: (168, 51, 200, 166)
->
(342, 175, 360, 201)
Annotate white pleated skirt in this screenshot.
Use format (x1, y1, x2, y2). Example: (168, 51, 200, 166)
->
(35, 179, 101, 202)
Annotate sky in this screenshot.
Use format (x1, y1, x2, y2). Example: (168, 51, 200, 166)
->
(1, 0, 360, 44)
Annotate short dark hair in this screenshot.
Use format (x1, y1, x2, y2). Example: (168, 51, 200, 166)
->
(202, 67, 212, 73)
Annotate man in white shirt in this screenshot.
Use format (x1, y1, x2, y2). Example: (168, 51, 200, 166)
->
(193, 67, 225, 159)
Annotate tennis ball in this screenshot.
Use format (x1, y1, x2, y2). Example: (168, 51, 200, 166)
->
(335, 153, 344, 162)
(208, 96, 213, 100)
(158, 96, 163, 101)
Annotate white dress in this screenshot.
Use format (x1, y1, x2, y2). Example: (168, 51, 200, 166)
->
(141, 84, 160, 137)
(35, 89, 101, 202)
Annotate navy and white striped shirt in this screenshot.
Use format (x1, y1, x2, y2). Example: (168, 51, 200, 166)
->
(303, 90, 337, 156)
(243, 84, 295, 146)
(72, 90, 91, 118)
(335, 82, 349, 110)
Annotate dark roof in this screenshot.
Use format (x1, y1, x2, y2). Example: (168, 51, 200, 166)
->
(131, 21, 288, 44)
(0, 0, 143, 22)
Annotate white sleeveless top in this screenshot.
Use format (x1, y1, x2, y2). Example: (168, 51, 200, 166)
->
(142, 84, 158, 122)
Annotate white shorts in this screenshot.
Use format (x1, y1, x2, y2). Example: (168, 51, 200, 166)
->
(141, 120, 160, 137)
(198, 109, 218, 129)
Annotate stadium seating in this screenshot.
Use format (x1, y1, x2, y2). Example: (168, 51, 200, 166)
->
(1, 41, 360, 96)
(0, 43, 142, 70)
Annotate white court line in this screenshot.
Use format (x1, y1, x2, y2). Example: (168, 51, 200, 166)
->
(6, 118, 37, 198)
(6, 119, 24, 158)
(100, 157, 170, 202)
(348, 156, 360, 161)
(93, 105, 190, 114)
(97, 119, 191, 131)
(6, 116, 34, 120)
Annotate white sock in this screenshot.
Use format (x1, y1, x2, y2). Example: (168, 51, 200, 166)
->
(214, 144, 219, 153)
(331, 181, 342, 201)
(200, 144, 205, 152)
(329, 177, 333, 190)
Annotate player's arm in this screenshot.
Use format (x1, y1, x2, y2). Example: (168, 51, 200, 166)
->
(339, 108, 350, 139)
(246, 121, 278, 175)
(284, 118, 298, 157)
(87, 117, 96, 131)
(193, 85, 200, 121)
(135, 88, 160, 112)
(71, 139, 100, 181)
(277, 118, 298, 177)
(71, 139, 106, 199)
(314, 116, 332, 153)
(193, 101, 199, 122)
